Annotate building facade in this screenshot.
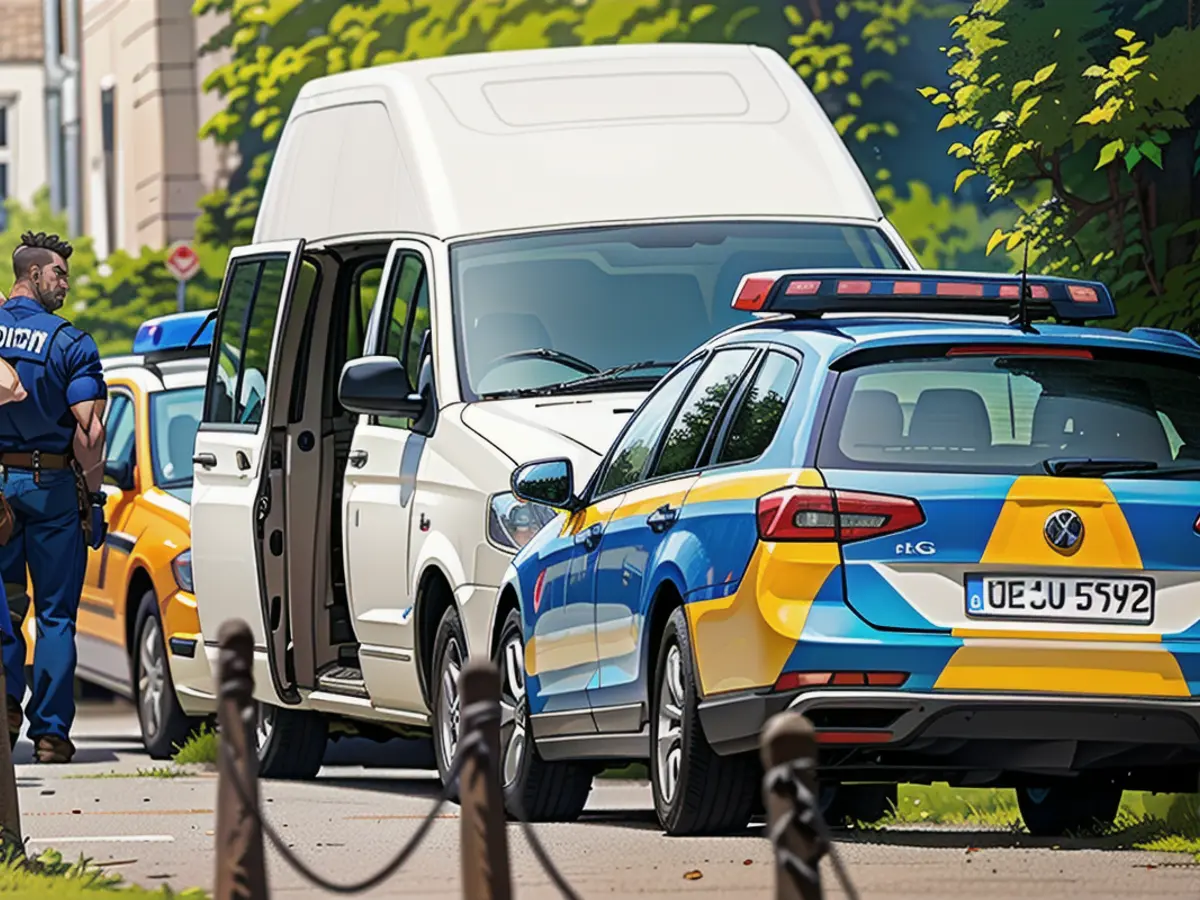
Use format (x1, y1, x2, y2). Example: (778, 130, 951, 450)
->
(0, 0, 49, 230)
(80, 0, 231, 258)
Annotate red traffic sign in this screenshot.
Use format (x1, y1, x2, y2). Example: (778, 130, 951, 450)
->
(165, 242, 200, 282)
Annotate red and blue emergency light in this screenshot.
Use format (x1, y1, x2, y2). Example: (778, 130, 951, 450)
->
(731, 269, 1116, 324)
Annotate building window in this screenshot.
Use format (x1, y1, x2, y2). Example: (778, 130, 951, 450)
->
(100, 84, 116, 254)
(0, 102, 11, 231)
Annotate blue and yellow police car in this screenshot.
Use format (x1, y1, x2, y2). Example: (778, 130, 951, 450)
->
(495, 269, 1200, 836)
(24, 311, 218, 757)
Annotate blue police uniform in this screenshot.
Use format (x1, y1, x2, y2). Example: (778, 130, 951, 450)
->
(0, 295, 105, 744)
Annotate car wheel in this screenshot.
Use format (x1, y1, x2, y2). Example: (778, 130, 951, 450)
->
(254, 700, 327, 779)
(1017, 782, 1123, 836)
(431, 604, 468, 799)
(651, 607, 758, 836)
(133, 590, 202, 760)
(820, 783, 897, 826)
(494, 608, 592, 821)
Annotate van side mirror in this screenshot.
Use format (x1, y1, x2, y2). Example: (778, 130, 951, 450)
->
(338, 356, 425, 419)
(104, 458, 135, 491)
(511, 458, 578, 510)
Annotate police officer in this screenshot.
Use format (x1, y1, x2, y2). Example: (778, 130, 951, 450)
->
(0, 231, 107, 764)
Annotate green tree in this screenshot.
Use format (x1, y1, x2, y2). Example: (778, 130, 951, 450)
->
(72, 244, 227, 357)
(926, 0, 1200, 331)
(0, 188, 98, 313)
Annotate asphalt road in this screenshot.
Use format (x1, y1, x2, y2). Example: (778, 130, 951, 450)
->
(10, 699, 1200, 898)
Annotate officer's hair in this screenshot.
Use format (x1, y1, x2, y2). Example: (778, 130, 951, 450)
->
(12, 231, 73, 280)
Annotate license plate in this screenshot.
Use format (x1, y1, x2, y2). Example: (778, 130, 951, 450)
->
(964, 575, 1154, 625)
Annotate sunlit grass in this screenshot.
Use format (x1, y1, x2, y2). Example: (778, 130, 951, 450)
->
(861, 784, 1200, 857)
(0, 846, 208, 897)
(171, 723, 218, 767)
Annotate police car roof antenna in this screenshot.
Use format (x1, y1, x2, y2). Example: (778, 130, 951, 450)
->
(186, 309, 219, 348)
(1015, 238, 1037, 334)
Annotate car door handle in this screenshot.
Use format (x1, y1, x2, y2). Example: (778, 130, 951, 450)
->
(646, 504, 678, 533)
(576, 523, 603, 552)
(193, 452, 217, 469)
(235, 450, 251, 471)
(348, 450, 368, 468)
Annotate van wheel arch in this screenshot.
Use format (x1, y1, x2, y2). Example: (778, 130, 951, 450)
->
(414, 565, 455, 709)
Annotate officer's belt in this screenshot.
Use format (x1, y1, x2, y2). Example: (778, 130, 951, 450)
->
(0, 451, 72, 470)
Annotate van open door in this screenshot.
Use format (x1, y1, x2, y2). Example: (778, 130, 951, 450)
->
(191, 240, 307, 706)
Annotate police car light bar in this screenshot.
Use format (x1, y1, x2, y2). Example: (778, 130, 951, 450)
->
(731, 269, 1116, 323)
(133, 309, 215, 357)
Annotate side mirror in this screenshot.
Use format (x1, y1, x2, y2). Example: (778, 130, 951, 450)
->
(338, 355, 425, 419)
(104, 458, 135, 491)
(511, 458, 578, 510)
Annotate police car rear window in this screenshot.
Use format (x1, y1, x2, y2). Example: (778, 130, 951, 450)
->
(817, 350, 1200, 476)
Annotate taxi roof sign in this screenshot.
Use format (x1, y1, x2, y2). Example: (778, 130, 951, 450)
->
(732, 269, 1116, 324)
(133, 309, 215, 357)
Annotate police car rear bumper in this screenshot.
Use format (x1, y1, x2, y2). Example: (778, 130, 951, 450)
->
(166, 633, 217, 715)
(697, 688, 1200, 757)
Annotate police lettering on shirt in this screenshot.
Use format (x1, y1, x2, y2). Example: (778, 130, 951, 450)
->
(0, 324, 50, 358)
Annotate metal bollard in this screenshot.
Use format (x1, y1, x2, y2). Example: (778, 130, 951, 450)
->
(214, 619, 269, 900)
(761, 712, 826, 900)
(457, 658, 513, 900)
(0, 665, 20, 852)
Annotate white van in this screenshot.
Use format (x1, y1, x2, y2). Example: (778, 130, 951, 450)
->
(185, 42, 919, 783)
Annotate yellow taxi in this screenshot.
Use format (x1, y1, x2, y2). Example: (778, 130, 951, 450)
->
(21, 311, 218, 757)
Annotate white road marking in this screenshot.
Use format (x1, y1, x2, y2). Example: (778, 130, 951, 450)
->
(26, 835, 175, 844)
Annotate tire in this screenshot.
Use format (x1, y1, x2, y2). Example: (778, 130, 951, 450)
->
(133, 590, 202, 760)
(431, 604, 467, 798)
(650, 607, 758, 835)
(820, 783, 897, 826)
(494, 608, 592, 821)
(1016, 782, 1123, 836)
(254, 701, 327, 779)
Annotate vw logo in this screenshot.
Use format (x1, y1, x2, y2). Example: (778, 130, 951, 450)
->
(1044, 509, 1084, 554)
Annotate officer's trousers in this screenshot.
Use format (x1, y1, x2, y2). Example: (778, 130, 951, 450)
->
(0, 468, 86, 740)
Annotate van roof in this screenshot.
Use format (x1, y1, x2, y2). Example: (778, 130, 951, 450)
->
(255, 43, 886, 243)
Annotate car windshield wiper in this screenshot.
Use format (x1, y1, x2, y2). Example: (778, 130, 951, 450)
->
(1041, 456, 1200, 478)
(1042, 457, 1159, 477)
(552, 360, 678, 394)
(479, 360, 677, 399)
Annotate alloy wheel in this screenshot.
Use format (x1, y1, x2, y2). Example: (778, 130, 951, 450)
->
(438, 635, 465, 770)
(255, 702, 275, 754)
(137, 619, 166, 740)
(655, 643, 685, 805)
(498, 635, 527, 789)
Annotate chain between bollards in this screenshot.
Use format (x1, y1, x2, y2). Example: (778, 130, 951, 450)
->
(457, 658, 513, 900)
(760, 711, 860, 900)
(214, 619, 269, 900)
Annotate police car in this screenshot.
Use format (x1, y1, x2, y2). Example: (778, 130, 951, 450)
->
(27, 311, 220, 756)
(498, 270, 1200, 837)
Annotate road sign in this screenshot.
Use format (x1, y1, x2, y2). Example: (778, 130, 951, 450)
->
(165, 242, 200, 282)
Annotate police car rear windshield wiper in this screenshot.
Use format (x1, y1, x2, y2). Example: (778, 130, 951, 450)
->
(1041, 457, 1200, 478)
(479, 360, 676, 399)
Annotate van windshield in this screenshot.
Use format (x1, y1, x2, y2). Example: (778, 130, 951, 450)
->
(448, 220, 903, 399)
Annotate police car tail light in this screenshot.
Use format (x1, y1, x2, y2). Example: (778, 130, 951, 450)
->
(756, 486, 924, 543)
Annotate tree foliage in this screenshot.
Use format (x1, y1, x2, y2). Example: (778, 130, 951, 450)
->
(927, 0, 1200, 331)
(784, 0, 961, 183)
